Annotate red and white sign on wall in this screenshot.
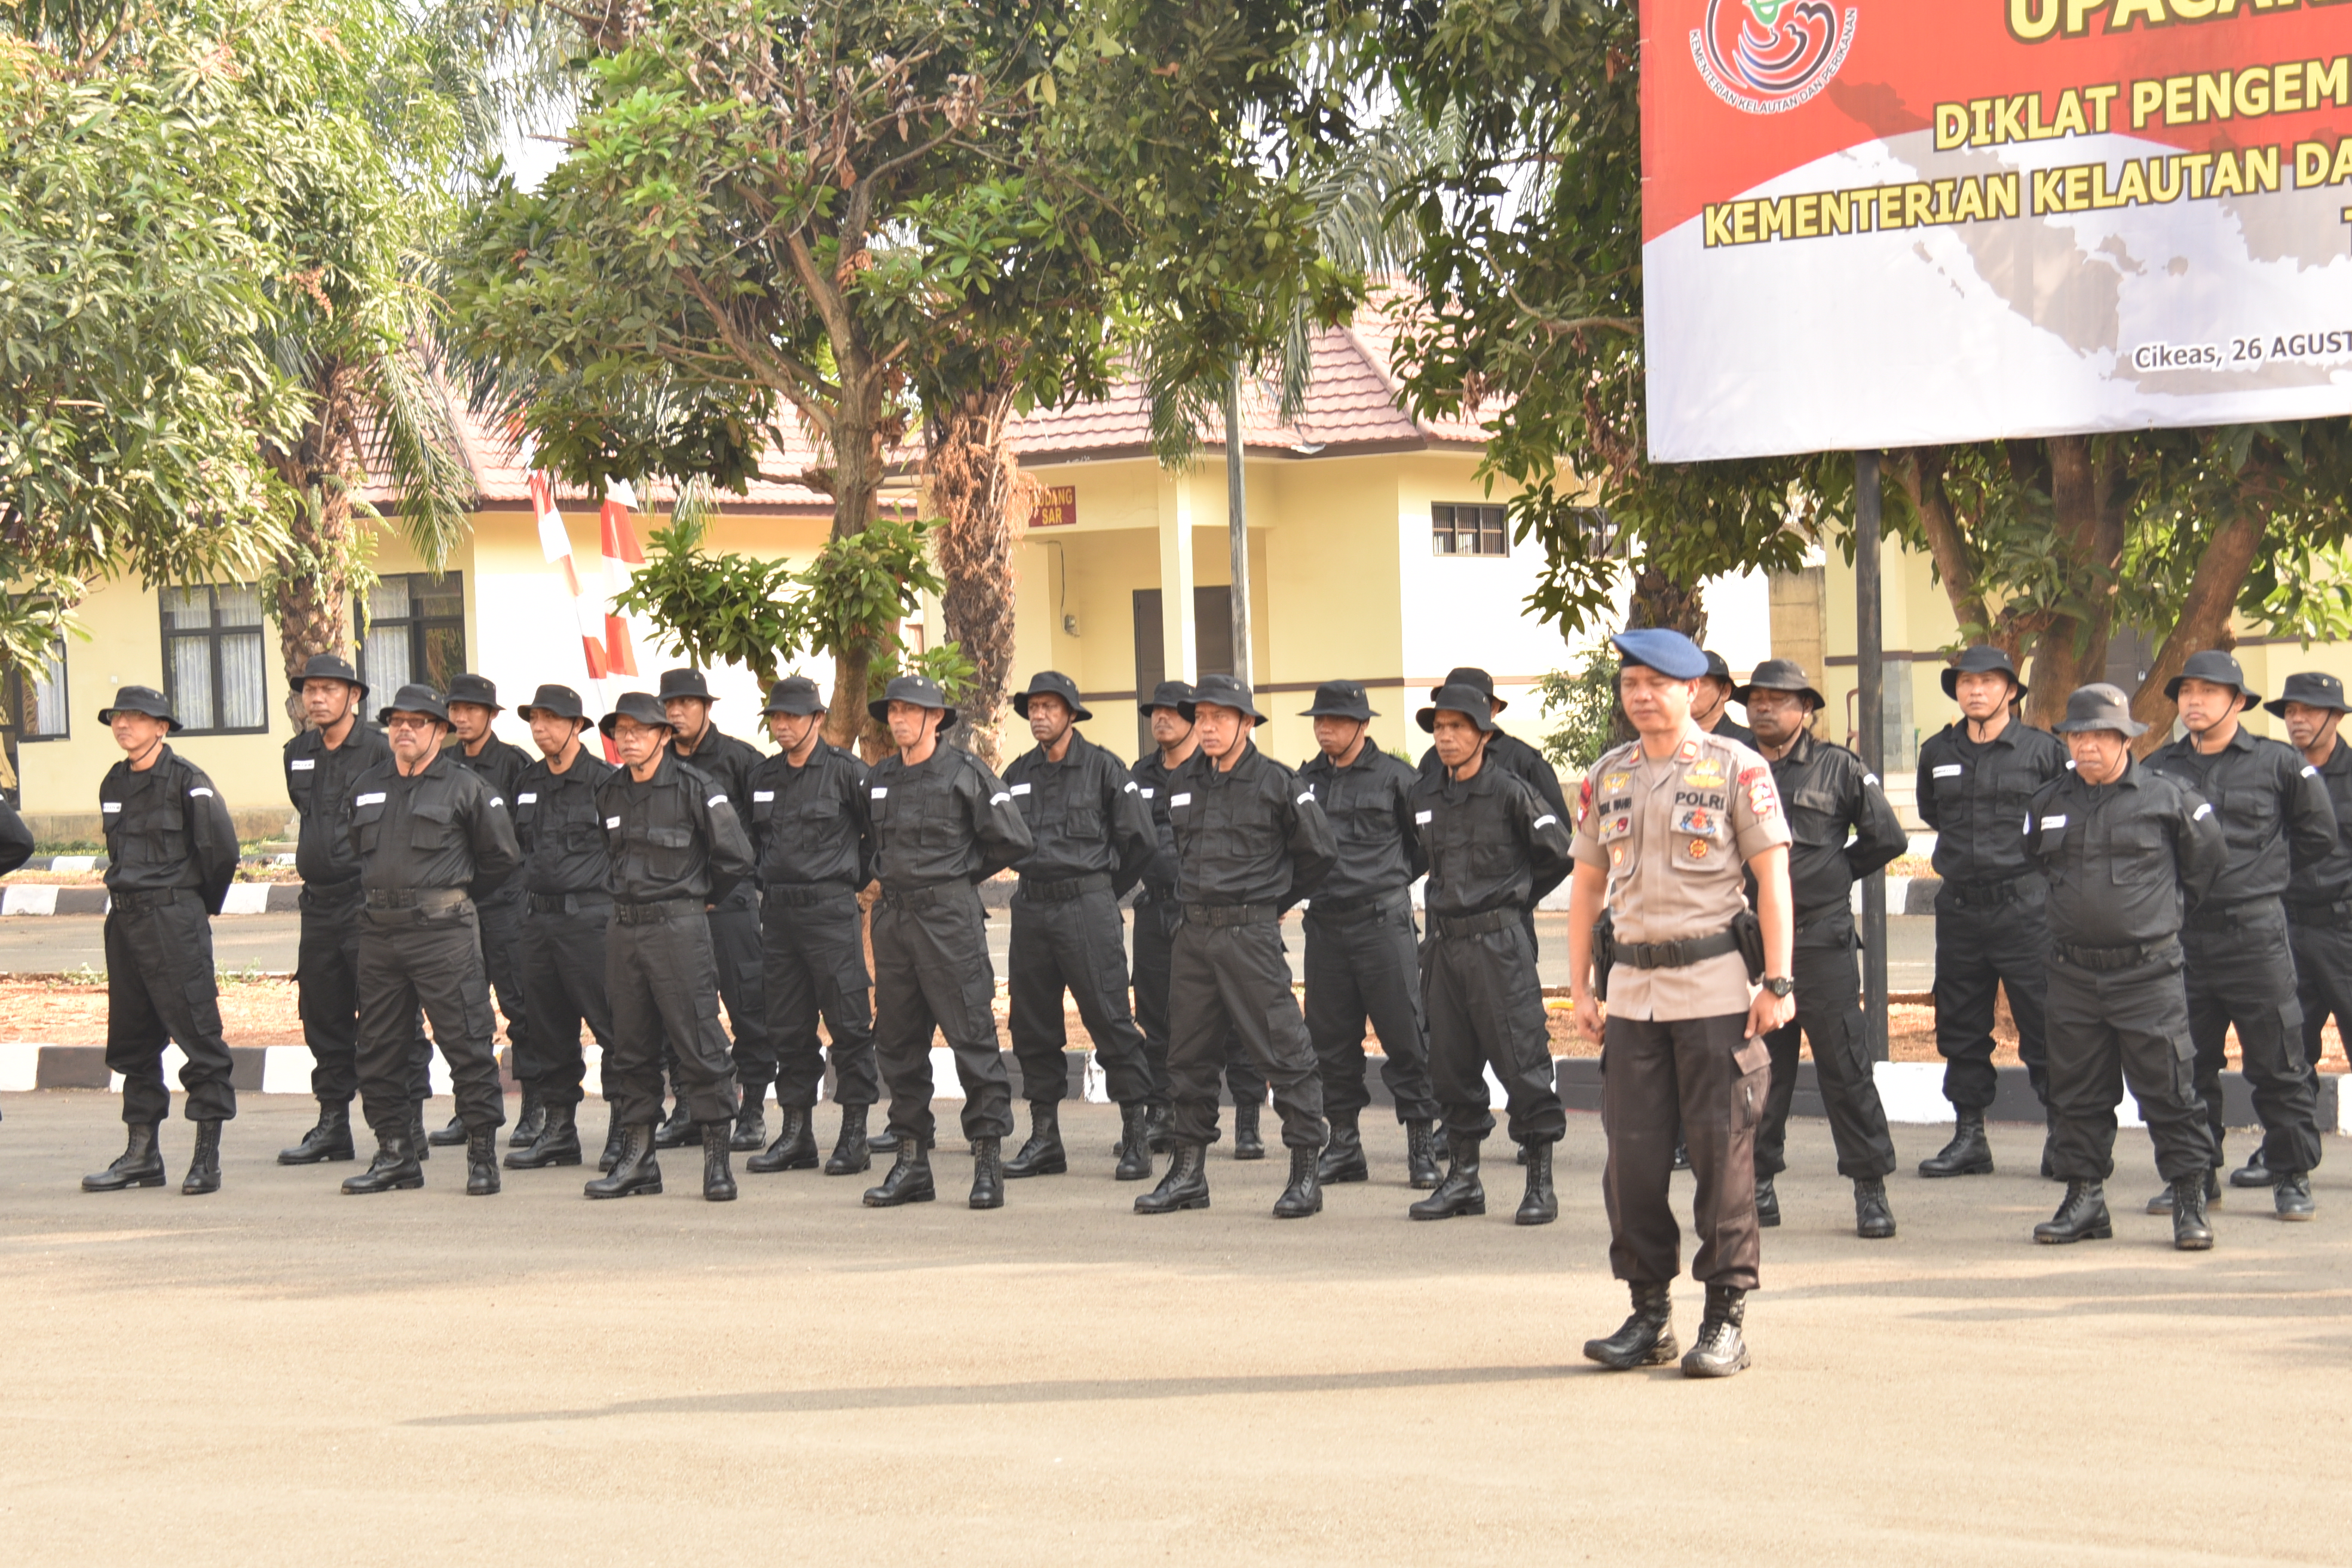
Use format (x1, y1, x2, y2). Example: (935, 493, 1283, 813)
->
(1031, 485, 1078, 528)
(1640, 0, 2352, 461)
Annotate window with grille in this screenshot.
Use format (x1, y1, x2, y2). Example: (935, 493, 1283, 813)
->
(5, 637, 68, 742)
(1432, 503, 1509, 557)
(161, 584, 268, 734)
(359, 574, 467, 696)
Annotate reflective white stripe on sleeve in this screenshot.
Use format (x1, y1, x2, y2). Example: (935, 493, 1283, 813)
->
(1125, 780, 1139, 792)
(2193, 803, 2213, 820)
(490, 797, 505, 808)
(1533, 813, 1558, 828)
(990, 792, 1012, 805)
(2304, 765, 2320, 777)
(1297, 791, 1315, 805)
(189, 788, 213, 798)
(1861, 773, 1879, 788)
(708, 794, 727, 808)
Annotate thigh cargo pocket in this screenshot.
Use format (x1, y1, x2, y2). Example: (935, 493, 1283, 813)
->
(1733, 1033, 1771, 1131)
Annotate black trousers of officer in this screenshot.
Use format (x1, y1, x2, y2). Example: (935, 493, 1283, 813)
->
(2182, 905, 2323, 1174)
(519, 898, 616, 1108)
(1934, 881, 2052, 1109)
(1133, 897, 1261, 1111)
(1601, 1010, 1766, 1291)
(355, 902, 506, 1142)
(1757, 931, 1899, 1181)
(762, 886, 880, 1110)
(476, 886, 529, 1095)
(2288, 914, 2352, 1073)
(297, 880, 431, 1106)
(1009, 883, 1154, 1107)
(1305, 893, 1438, 1124)
(104, 890, 235, 1125)
(1166, 912, 1327, 1150)
(2044, 945, 2216, 1181)
(1422, 917, 1563, 1144)
(871, 883, 1013, 1144)
(660, 889, 773, 1105)
(606, 903, 739, 1129)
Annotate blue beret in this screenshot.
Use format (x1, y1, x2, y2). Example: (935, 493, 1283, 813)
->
(1610, 629, 1708, 681)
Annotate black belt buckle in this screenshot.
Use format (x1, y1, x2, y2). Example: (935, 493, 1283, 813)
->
(109, 886, 185, 912)
(1018, 872, 1109, 905)
(1617, 926, 1738, 970)
(1952, 876, 2020, 907)
(1183, 902, 1276, 929)
(766, 882, 852, 908)
(615, 897, 694, 926)
(1432, 907, 1514, 939)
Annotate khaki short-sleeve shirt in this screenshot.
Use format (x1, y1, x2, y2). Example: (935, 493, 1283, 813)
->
(1570, 724, 1790, 1021)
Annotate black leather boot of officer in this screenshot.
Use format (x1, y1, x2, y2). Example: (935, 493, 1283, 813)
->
(1403, 1119, 1441, 1190)
(825, 1105, 871, 1175)
(83, 1123, 166, 1192)
(466, 1128, 501, 1196)
(1583, 1282, 1679, 1370)
(703, 1124, 737, 1202)
(748, 1105, 818, 1173)
(1003, 1101, 1066, 1178)
(1918, 1108, 1993, 1177)
(2034, 1179, 2111, 1243)
(598, 1109, 626, 1172)
(1754, 1172, 1781, 1228)
(181, 1120, 223, 1196)
(509, 1090, 546, 1150)
(2172, 1173, 2213, 1250)
(1231, 1100, 1265, 1160)
(342, 1132, 425, 1194)
(730, 1092, 768, 1154)
(869, 1125, 902, 1154)
(1680, 1284, 1750, 1379)
(1516, 1139, 1558, 1226)
(2145, 1168, 2221, 1214)
(584, 1125, 662, 1199)
(862, 1136, 935, 1207)
(506, 1103, 582, 1169)
(1114, 1104, 1154, 1182)
(1854, 1178, 1897, 1239)
(2229, 1146, 2270, 1189)
(2275, 1172, 2316, 1221)
(278, 1101, 355, 1165)
(1409, 1132, 1484, 1220)
(969, 1136, 1005, 1209)
(1135, 1142, 1209, 1212)
(1273, 1144, 1324, 1218)
(428, 1111, 467, 1148)
(653, 1098, 697, 1149)
(410, 1102, 431, 1161)
(1317, 1110, 1368, 1184)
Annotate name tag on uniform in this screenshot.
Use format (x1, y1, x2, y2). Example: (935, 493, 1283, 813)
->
(604, 815, 621, 829)
(356, 792, 385, 807)
(1141, 787, 1155, 798)
(871, 788, 888, 800)
(1171, 793, 1191, 807)
(189, 788, 213, 798)
(1010, 783, 1031, 795)
(2040, 814, 2066, 830)
(517, 792, 537, 804)
(1933, 764, 1962, 778)
(102, 801, 121, 813)
(290, 758, 316, 771)
(1415, 810, 1432, 825)
(752, 790, 773, 803)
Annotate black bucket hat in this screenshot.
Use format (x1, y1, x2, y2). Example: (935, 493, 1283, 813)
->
(445, 672, 501, 711)
(1300, 680, 1377, 722)
(97, 684, 180, 731)
(1180, 672, 1266, 724)
(599, 690, 675, 738)
(760, 676, 826, 717)
(1012, 670, 1092, 723)
(2165, 649, 2258, 709)
(1734, 657, 1827, 711)
(1701, 650, 1737, 688)
(2264, 672, 2351, 719)
(1143, 679, 1195, 716)
(1432, 666, 1504, 712)
(1417, 682, 1501, 734)
(868, 674, 957, 731)
(515, 684, 588, 725)
(290, 652, 366, 699)
(657, 667, 716, 703)
(2053, 683, 2148, 738)
(378, 684, 451, 727)
(1941, 644, 2027, 699)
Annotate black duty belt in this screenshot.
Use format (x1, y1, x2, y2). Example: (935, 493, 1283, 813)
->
(614, 896, 701, 925)
(528, 892, 611, 916)
(765, 881, 858, 908)
(1182, 902, 1279, 928)
(108, 886, 193, 912)
(1307, 889, 1410, 920)
(2183, 898, 2282, 934)
(1945, 875, 2031, 906)
(1429, 906, 1519, 939)
(879, 881, 970, 912)
(1615, 927, 1741, 970)
(365, 887, 468, 914)
(1016, 872, 1112, 904)
(2052, 938, 2173, 972)
(2286, 899, 2352, 930)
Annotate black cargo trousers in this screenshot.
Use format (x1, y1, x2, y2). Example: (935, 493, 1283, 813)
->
(1305, 890, 1437, 1124)
(105, 888, 235, 1125)
(659, 884, 773, 1108)
(354, 894, 505, 1143)
(605, 899, 740, 1128)
(518, 895, 615, 1107)
(297, 878, 431, 1107)
(1756, 923, 1898, 1181)
(2287, 904, 2352, 1073)
(1132, 893, 1261, 1113)
(1009, 877, 1153, 1107)
(2044, 941, 2216, 1182)
(1420, 907, 1561, 1144)
(1166, 906, 1326, 1151)
(761, 883, 880, 1110)
(1933, 877, 2052, 1110)
(2182, 902, 2323, 1176)
(474, 880, 530, 1096)
(871, 881, 1013, 1145)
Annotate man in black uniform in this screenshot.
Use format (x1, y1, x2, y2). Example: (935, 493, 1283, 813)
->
(1297, 679, 1441, 1190)
(81, 687, 240, 1196)
(1695, 651, 1754, 748)
(2142, 650, 2330, 1220)
(587, 691, 757, 1202)
(1136, 673, 1337, 1220)
(1737, 659, 1907, 1239)
(1405, 683, 1573, 1226)
(1000, 672, 1159, 1181)
(860, 675, 1035, 1211)
(660, 667, 774, 1154)
(743, 676, 880, 1178)
(2028, 683, 2226, 1249)
(339, 684, 520, 1198)
(2268, 673, 2352, 1123)
(1914, 645, 2070, 1178)
(1416, 667, 1566, 963)
(502, 684, 618, 1173)
(430, 672, 537, 1152)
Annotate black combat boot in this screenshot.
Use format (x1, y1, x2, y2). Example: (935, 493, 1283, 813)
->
(1114, 1104, 1154, 1182)
(1404, 1119, 1442, 1190)
(1135, 1142, 1210, 1213)
(1680, 1284, 1750, 1378)
(1583, 1282, 1679, 1371)
(1754, 1172, 1781, 1228)
(730, 1091, 768, 1153)
(466, 1128, 501, 1196)
(598, 1109, 626, 1172)
(703, 1123, 737, 1202)
(2173, 1173, 2214, 1249)
(2275, 1172, 2316, 1221)
(969, 1136, 1004, 1209)
(653, 1099, 697, 1149)
(82, 1123, 166, 1192)
(2145, 1168, 2221, 1214)
(2229, 1146, 2269, 1189)
(278, 1101, 355, 1165)
(342, 1132, 425, 1194)
(1516, 1139, 1558, 1226)
(509, 1090, 546, 1150)
(181, 1120, 223, 1196)
(1854, 1178, 1897, 1239)
(1146, 1105, 1174, 1153)
(506, 1103, 582, 1169)
(1003, 1101, 1066, 1178)
(1232, 1100, 1266, 1160)
(1918, 1108, 1993, 1177)
(825, 1105, 871, 1175)
(584, 1125, 662, 1199)
(748, 1105, 818, 1173)
(862, 1136, 935, 1207)
(869, 1125, 903, 1154)
(1410, 1132, 1485, 1220)
(428, 1111, 467, 1147)
(1273, 1144, 1324, 1219)
(2034, 1178, 2111, 1243)
(411, 1102, 431, 1161)
(1317, 1110, 1368, 1184)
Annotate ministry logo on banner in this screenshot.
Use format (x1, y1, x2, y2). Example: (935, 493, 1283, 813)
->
(1692, 0, 1859, 115)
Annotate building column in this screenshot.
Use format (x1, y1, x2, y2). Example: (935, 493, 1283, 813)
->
(1159, 472, 1198, 684)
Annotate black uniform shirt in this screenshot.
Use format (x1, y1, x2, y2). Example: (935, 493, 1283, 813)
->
(746, 742, 872, 891)
(1300, 742, 1427, 902)
(1129, 749, 1186, 904)
(1418, 730, 1569, 823)
(2143, 724, 2337, 906)
(1916, 716, 2072, 886)
(1166, 740, 1337, 908)
(285, 719, 392, 886)
(596, 750, 754, 905)
(100, 745, 237, 911)
(1003, 731, 1154, 892)
(347, 749, 520, 896)
(866, 744, 1034, 891)
(1768, 731, 1909, 932)
(1411, 760, 1571, 918)
(2027, 757, 2225, 947)
(1705, 716, 1757, 749)
(513, 747, 617, 898)
(0, 799, 32, 878)
(2286, 734, 2352, 908)
(447, 734, 535, 903)
(672, 727, 762, 820)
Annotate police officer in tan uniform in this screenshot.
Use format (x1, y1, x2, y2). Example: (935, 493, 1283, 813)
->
(1569, 630, 1795, 1380)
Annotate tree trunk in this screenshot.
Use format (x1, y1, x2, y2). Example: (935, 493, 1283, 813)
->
(819, 359, 893, 752)
(264, 360, 361, 730)
(2019, 436, 2131, 730)
(926, 379, 1028, 768)
(1612, 562, 1708, 743)
(2128, 463, 2274, 752)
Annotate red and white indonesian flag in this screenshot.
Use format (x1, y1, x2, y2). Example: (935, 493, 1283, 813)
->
(1640, 0, 2352, 461)
(529, 469, 644, 758)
